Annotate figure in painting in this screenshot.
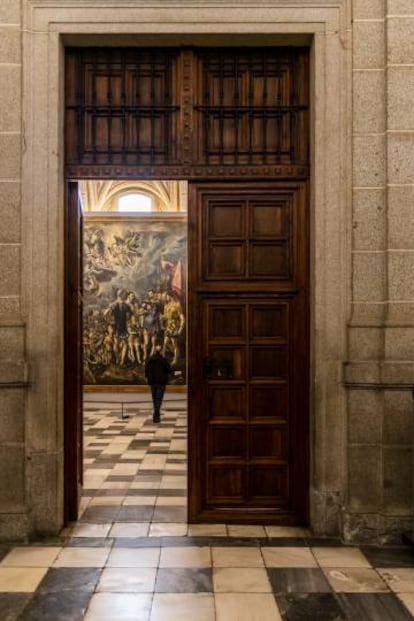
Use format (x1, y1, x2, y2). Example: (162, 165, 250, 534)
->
(141, 289, 162, 362)
(109, 231, 142, 268)
(89, 228, 106, 261)
(126, 291, 142, 364)
(103, 324, 115, 365)
(104, 288, 132, 366)
(161, 292, 185, 366)
(84, 227, 118, 297)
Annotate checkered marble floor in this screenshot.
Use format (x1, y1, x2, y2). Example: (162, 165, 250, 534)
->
(0, 398, 413, 620)
(80, 396, 188, 529)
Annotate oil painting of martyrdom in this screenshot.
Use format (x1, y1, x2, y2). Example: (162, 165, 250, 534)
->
(82, 215, 187, 386)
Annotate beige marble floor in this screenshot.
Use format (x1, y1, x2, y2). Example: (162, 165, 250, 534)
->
(0, 402, 413, 620)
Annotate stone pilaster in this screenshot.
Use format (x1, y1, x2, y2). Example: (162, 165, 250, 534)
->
(381, 0, 414, 535)
(344, 0, 414, 543)
(0, 0, 29, 540)
(344, 0, 386, 542)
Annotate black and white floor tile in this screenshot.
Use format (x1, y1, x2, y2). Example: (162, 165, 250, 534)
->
(0, 395, 413, 620)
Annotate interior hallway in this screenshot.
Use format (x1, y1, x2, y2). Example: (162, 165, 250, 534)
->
(80, 392, 188, 532)
(0, 397, 413, 620)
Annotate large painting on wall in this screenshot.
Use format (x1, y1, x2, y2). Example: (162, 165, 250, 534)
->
(83, 213, 187, 386)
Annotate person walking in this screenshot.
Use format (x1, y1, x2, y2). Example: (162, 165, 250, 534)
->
(144, 345, 171, 423)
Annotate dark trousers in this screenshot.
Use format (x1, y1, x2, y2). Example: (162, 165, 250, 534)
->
(150, 385, 165, 419)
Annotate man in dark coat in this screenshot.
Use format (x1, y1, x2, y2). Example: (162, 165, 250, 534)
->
(144, 345, 171, 423)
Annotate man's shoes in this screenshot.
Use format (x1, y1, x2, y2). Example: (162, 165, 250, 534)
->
(153, 415, 160, 423)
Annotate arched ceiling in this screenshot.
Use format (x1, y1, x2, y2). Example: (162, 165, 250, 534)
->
(80, 180, 187, 212)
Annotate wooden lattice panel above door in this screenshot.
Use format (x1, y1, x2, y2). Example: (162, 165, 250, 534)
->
(193, 49, 309, 166)
(65, 48, 180, 168)
(65, 47, 309, 179)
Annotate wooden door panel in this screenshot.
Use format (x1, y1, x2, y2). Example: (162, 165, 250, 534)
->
(189, 181, 308, 524)
(250, 346, 287, 379)
(208, 427, 246, 460)
(249, 468, 289, 503)
(250, 200, 290, 237)
(209, 386, 247, 421)
(249, 242, 289, 278)
(198, 184, 304, 290)
(249, 385, 288, 420)
(208, 243, 245, 279)
(209, 305, 245, 340)
(250, 304, 288, 339)
(208, 201, 245, 237)
(249, 426, 287, 459)
(209, 467, 245, 503)
(195, 295, 296, 514)
(64, 182, 84, 523)
(207, 346, 244, 379)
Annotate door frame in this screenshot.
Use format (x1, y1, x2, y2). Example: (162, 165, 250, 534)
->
(65, 45, 311, 524)
(64, 181, 84, 522)
(22, 2, 351, 535)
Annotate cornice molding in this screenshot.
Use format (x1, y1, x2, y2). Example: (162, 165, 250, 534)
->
(26, 0, 348, 6)
(24, 0, 351, 34)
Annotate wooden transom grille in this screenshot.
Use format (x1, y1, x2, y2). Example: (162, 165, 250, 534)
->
(65, 49, 180, 168)
(194, 49, 308, 165)
(65, 47, 309, 178)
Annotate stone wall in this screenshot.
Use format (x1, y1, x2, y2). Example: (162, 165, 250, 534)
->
(0, 0, 30, 539)
(0, 0, 412, 542)
(344, 0, 414, 542)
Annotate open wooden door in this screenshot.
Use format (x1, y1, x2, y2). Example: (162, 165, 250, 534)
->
(188, 182, 309, 524)
(64, 181, 84, 522)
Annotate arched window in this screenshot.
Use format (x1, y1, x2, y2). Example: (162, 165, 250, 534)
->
(118, 193, 152, 212)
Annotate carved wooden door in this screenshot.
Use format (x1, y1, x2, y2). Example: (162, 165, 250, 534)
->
(65, 46, 310, 524)
(188, 182, 309, 524)
(64, 182, 84, 522)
